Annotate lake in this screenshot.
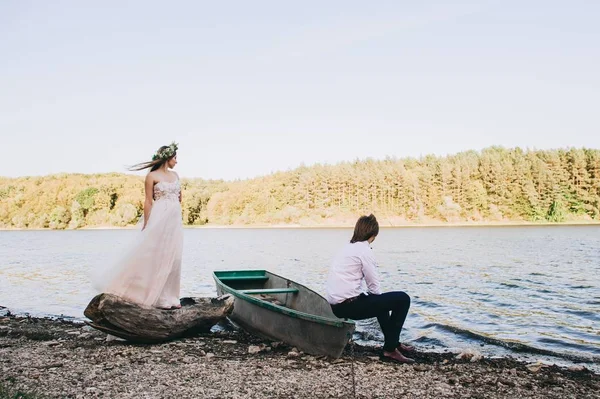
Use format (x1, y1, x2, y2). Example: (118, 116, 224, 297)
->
(1, 226, 598, 370)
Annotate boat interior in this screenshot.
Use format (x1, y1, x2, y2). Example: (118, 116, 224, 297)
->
(214, 270, 338, 319)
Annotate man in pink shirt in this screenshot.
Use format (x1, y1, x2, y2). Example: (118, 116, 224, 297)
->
(326, 214, 414, 364)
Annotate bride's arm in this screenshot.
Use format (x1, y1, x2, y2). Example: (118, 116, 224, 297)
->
(174, 171, 182, 204)
(142, 174, 154, 230)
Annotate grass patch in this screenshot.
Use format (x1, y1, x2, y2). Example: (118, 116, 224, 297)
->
(0, 380, 43, 399)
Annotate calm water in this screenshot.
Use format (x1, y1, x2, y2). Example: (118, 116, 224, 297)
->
(1, 226, 599, 370)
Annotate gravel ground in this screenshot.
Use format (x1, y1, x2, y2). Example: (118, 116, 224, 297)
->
(1, 315, 598, 399)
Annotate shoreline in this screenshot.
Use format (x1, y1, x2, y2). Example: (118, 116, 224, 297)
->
(1, 220, 599, 232)
(0, 314, 598, 398)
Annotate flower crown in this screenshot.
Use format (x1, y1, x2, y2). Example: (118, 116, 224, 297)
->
(152, 142, 178, 161)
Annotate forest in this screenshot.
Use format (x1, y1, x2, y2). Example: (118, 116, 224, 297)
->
(1, 147, 599, 229)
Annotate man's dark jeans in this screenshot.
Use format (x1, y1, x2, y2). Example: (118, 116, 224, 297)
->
(331, 292, 411, 352)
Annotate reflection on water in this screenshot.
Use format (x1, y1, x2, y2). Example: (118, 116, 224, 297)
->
(1, 226, 599, 370)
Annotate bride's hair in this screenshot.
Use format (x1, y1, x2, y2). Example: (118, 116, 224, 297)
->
(129, 143, 178, 172)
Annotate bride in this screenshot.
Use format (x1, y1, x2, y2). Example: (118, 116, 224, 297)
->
(95, 142, 183, 309)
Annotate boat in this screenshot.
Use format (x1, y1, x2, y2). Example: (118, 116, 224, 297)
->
(213, 270, 355, 358)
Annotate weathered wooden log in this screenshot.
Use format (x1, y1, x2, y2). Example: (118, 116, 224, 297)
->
(83, 293, 234, 343)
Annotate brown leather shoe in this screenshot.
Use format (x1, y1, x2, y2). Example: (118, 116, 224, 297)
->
(397, 343, 415, 353)
(381, 349, 415, 364)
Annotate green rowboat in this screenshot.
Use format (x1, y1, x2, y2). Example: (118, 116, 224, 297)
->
(213, 270, 355, 358)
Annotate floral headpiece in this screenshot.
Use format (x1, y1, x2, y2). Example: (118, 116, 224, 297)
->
(152, 142, 178, 161)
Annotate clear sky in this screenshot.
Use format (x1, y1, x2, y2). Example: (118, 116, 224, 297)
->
(1, 1, 599, 180)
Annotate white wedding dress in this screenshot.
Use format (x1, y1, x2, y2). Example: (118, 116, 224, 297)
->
(96, 179, 183, 308)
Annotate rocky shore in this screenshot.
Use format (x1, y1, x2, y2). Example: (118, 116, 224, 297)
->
(1, 314, 598, 398)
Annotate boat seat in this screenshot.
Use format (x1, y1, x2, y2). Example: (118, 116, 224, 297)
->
(219, 276, 269, 282)
(240, 288, 299, 295)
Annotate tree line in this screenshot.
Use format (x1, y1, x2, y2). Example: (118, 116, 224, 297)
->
(1, 147, 599, 229)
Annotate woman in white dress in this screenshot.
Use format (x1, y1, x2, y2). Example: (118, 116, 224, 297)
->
(96, 142, 183, 309)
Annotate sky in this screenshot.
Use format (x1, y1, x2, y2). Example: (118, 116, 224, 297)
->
(1, 1, 599, 180)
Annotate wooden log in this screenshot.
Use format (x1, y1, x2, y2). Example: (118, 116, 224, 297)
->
(83, 293, 234, 343)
